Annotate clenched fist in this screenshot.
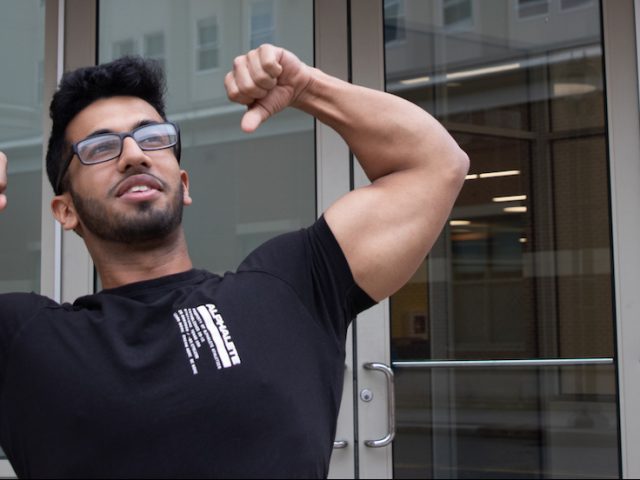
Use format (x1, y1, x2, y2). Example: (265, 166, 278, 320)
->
(0, 151, 7, 212)
(224, 44, 313, 133)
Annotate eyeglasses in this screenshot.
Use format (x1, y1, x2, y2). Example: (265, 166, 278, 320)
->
(55, 122, 180, 194)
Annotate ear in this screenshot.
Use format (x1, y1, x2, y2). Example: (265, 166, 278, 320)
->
(181, 170, 192, 206)
(51, 193, 80, 231)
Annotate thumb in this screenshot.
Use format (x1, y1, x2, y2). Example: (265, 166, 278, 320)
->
(0, 194, 6, 212)
(241, 103, 270, 133)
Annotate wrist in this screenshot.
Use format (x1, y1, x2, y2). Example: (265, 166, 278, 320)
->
(291, 67, 348, 113)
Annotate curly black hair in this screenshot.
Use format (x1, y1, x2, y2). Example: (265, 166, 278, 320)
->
(46, 56, 167, 195)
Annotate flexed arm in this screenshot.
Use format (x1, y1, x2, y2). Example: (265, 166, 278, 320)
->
(226, 45, 469, 301)
(0, 152, 7, 211)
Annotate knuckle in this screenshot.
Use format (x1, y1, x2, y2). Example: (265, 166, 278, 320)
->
(233, 55, 245, 68)
(264, 59, 278, 71)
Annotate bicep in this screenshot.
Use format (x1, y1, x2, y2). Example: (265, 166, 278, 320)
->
(324, 166, 465, 302)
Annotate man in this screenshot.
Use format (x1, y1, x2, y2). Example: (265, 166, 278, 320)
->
(0, 45, 467, 477)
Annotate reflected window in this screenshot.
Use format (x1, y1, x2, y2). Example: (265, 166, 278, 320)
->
(384, 0, 406, 43)
(113, 38, 137, 57)
(144, 32, 165, 72)
(443, 0, 473, 29)
(561, 0, 594, 10)
(517, 0, 549, 18)
(250, 0, 275, 49)
(197, 17, 219, 71)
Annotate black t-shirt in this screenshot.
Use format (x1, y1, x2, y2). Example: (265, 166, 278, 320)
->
(0, 216, 375, 478)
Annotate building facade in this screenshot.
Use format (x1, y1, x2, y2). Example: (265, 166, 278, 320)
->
(0, 0, 639, 477)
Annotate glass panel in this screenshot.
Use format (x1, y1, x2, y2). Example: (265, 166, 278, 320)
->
(394, 364, 618, 479)
(0, 0, 44, 294)
(385, 0, 619, 477)
(99, 0, 315, 274)
(250, 0, 275, 49)
(0, 0, 46, 462)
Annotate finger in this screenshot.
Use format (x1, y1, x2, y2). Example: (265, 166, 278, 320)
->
(233, 56, 269, 99)
(224, 72, 254, 106)
(247, 49, 277, 90)
(0, 151, 6, 192)
(0, 152, 6, 211)
(241, 104, 270, 133)
(258, 44, 284, 78)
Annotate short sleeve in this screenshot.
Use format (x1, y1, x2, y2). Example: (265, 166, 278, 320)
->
(0, 293, 56, 392)
(237, 216, 376, 338)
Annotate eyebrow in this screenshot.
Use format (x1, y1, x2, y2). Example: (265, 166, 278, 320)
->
(85, 119, 161, 139)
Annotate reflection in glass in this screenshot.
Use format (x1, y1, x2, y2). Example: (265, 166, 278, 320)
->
(0, 0, 46, 462)
(394, 365, 618, 479)
(0, 0, 44, 294)
(385, 0, 618, 477)
(99, 0, 315, 274)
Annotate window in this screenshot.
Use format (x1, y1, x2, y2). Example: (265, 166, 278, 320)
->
(517, 0, 549, 19)
(197, 17, 219, 71)
(144, 32, 165, 72)
(443, 0, 473, 29)
(384, 0, 406, 43)
(113, 38, 137, 58)
(250, 0, 275, 49)
(560, 0, 594, 10)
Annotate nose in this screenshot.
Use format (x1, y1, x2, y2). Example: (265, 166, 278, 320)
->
(116, 136, 152, 172)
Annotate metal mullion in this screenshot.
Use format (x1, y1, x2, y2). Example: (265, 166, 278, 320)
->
(349, 2, 392, 479)
(58, 0, 97, 302)
(603, 0, 640, 477)
(315, 1, 353, 478)
(40, 0, 65, 303)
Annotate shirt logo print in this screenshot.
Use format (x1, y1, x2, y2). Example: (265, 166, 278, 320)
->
(173, 304, 242, 375)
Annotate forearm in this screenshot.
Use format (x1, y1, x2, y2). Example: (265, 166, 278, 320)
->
(293, 68, 469, 182)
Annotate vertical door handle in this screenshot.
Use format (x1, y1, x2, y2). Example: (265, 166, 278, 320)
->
(363, 362, 396, 448)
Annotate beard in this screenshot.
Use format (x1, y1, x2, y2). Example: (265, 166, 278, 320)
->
(70, 182, 184, 244)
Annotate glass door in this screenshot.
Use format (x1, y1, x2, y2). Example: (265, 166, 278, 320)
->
(0, 0, 45, 475)
(383, 0, 620, 477)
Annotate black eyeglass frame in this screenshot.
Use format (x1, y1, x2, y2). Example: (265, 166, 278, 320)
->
(54, 121, 181, 194)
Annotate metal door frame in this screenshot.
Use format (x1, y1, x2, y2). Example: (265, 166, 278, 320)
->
(604, 0, 640, 477)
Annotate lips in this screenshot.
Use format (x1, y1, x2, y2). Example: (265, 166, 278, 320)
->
(115, 174, 164, 198)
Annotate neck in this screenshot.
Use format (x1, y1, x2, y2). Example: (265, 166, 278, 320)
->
(87, 227, 193, 290)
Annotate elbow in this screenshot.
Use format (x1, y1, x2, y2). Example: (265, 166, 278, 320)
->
(446, 146, 470, 188)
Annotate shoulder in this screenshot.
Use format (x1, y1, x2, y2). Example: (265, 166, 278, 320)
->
(237, 217, 339, 273)
(0, 292, 60, 328)
(0, 291, 58, 312)
(0, 292, 59, 357)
